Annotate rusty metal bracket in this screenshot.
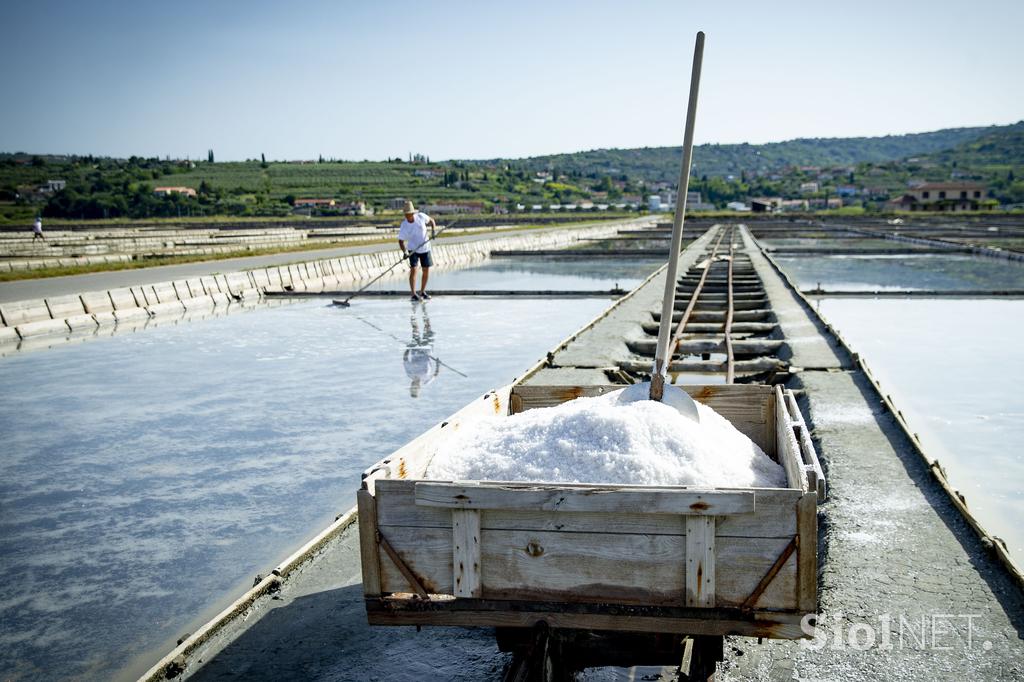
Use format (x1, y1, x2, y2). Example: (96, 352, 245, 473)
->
(377, 529, 431, 600)
(740, 537, 798, 611)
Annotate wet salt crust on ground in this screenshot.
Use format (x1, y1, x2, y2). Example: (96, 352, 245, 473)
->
(427, 388, 786, 487)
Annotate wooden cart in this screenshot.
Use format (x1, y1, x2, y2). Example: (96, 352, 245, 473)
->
(358, 383, 825, 677)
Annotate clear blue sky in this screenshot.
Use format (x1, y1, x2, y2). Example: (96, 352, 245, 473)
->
(1, 0, 1021, 161)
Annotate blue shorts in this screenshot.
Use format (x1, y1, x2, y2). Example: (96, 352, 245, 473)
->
(409, 251, 433, 268)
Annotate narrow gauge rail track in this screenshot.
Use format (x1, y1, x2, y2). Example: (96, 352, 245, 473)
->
(618, 225, 785, 385)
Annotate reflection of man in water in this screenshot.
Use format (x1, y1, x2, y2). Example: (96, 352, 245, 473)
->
(404, 303, 440, 398)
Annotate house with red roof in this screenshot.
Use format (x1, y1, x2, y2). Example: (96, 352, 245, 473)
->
(890, 182, 989, 211)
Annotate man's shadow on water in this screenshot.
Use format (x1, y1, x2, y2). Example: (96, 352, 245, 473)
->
(189, 583, 507, 681)
(404, 303, 440, 399)
(402, 302, 468, 398)
(351, 302, 466, 400)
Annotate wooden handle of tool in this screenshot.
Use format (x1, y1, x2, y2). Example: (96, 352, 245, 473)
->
(651, 31, 705, 401)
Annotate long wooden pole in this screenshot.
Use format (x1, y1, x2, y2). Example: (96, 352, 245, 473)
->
(725, 238, 736, 383)
(650, 31, 705, 401)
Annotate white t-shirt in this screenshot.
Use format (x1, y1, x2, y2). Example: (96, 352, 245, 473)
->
(33, 219, 42, 234)
(397, 212, 432, 253)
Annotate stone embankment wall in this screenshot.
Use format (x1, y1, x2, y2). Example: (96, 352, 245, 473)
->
(0, 223, 624, 345)
(0, 227, 320, 271)
(0, 224, 535, 272)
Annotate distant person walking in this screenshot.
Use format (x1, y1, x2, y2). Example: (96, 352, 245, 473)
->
(32, 217, 44, 241)
(397, 200, 436, 301)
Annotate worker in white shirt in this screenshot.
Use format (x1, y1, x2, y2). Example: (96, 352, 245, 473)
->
(32, 216, 45, 241)
(397, 200, 436, 301)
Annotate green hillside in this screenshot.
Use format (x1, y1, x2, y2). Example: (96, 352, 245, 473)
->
(923, 127, 1024, 169)
(489, 121, 1024, 182)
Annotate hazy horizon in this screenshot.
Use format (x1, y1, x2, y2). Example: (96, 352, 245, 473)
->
(4, 117, 1020, 163)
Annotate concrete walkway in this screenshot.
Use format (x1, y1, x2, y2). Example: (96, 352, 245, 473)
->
(0, 221, 636, 303)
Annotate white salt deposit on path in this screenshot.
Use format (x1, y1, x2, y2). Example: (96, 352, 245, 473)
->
(426, 386, 787, 488)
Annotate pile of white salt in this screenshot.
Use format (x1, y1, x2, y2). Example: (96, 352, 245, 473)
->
(426, 386, 786, 488)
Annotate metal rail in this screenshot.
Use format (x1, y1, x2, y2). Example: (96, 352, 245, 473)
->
(666, 228, 728, 364)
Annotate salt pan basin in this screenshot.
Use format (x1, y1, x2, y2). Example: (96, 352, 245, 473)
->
(359, 383, 824, 640)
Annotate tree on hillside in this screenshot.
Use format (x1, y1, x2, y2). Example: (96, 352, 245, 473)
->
(208, 149, 214, 163)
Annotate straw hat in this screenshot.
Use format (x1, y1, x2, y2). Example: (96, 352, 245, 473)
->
(403, 200, 416, 214)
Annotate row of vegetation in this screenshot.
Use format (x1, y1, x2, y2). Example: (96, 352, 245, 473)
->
(2, 122, 1021, 224)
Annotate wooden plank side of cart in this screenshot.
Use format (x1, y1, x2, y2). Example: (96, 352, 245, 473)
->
(359, 383, 823, 640)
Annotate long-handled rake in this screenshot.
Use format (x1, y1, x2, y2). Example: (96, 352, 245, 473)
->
(333, 221, 458, 307)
